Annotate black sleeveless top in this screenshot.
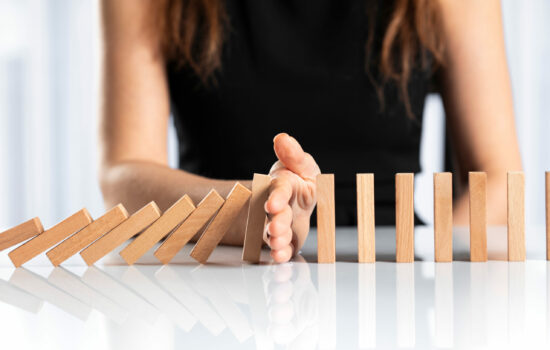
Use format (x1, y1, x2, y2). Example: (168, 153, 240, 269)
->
(167, 0, 434, 225)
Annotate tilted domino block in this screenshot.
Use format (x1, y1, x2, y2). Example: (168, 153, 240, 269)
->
(0, 217, 44, 252)
(242, 174, 271, 263)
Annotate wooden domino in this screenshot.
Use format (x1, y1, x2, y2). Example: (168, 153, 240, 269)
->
(120, 195, 195, 265)
(547, 171, 550, 261)
(357, 173, 375, 263)
(0, 217, 44, 252)
(46, 204, 129, 266)
(8, 209, 92, 267)
(469, 172, 487, 262)
(155, 190, 225, 264)
(190, 183, 251, 263)
(317, 174, 336, 263)
(395, 173, 414, 263)
(242, 173, 271, 263)
(507, 171, 525, 261)
(434, 172, 453, 262)
(80, 202, 160, 266)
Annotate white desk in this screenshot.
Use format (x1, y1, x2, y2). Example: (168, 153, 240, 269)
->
(0, 227, 548, 349)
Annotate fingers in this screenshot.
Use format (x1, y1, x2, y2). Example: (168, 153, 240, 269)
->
(271, 243, 294, 263)
(265, 176, 293, 215)
(273, 133, 320, 180)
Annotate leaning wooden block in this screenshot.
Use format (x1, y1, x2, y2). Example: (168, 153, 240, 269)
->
(357, 173, 375, 263)
(434, 173, 453, 262)
(547, 172, 550, 261)
(395, 173, 414, 263)
(8, 209, 92, 267)
(0, 217, 44, 252)
(242, 174, 271, 263)
(190, 183, 251, 264)
(155, 190, 224, 264)
(469, 172, 487, 262)
(507, 171, 525, 261)
(80, 202, 160, 266)
(120, 195, 195, 265)
(46, 204, 129, 266)
(317, 174, 336, 263)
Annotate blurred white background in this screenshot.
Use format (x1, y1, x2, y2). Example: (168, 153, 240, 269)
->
(0, 0, 548, 230)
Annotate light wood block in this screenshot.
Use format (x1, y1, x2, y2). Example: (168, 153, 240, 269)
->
(547, 172, 550, 261)
(120, 195, 195, 265)
(46, 204, 128, 266)
(8, 209, 92, 267)
(469, 172, 487, 262)
(507, 171, 525, 261)
(242, 174, 271, 263)
(0, 217, 44, 252)
(434, 172, 453, 262)
(357, 173, 375, 263)
(80, 202, 160, 266)
(317, 174, 336, 263)
(395, 173, 414, 263)
(190, 183, 251, 264)
(155, 190, 225, 264)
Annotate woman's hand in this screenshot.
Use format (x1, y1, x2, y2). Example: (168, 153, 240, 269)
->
(265, 133, 321, 263)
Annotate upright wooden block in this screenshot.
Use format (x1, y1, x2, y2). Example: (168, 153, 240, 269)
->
(469, 172, 487, 262)
(317, 174, 336, 263)
(242, 174, 271, 263)
(80, 202, 160, 266)
(155, 190, 225, 264)
(547, 172, 550, 261)
(434, 173, 453, 262)
(357, 173, 375, 263)
(8, 209, 92, 267)
(0, 217, 44, 251)
(395, 173, 414, 263)
(507, 171, 525, 261)
(46, 204, 129, 266)
(190, 183, 251, 263)
(120, 195, 195, 265)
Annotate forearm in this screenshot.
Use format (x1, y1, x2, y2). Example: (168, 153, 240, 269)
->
(100, 160, 251, 245)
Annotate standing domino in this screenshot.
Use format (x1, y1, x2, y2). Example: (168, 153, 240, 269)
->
(395, 173, 414, 263)
(434, 173, 453, 262)
(357, 173, 375, 263)
(317, 174, 336, 263)
(469, 172, 487, 262)
(507, 171, 525, 261)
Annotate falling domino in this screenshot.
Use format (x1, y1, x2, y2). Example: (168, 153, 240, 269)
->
(46, 204, 129, 266)
(434, 173, 453, 262)
(0, 217, 44, 252)
(155, 190, 225, 264)
(242, 174, 271, 263)
(120, 195, 195, 265)
(469, 172, 487, 262)
(190, 183, 251, 264)
(357, 173, 375, 263)
(547, 171, 550, 261)
(395, 173, 414, 263)
(8, 209, 92, 267)
(507, 171, 525, 261)
(317, 174, 336, 263)
(80, 202, 160, 266)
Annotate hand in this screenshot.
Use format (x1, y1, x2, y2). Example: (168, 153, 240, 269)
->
(265, 133, 321, 263)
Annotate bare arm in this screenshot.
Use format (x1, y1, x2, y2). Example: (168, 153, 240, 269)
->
(437, 0, 522, 225)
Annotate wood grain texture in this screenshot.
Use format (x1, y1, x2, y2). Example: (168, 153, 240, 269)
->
(507, 171, 525, 261)
(357, 173, 375, 263)
(190, 183, 251, 264)
(395, 173, 414, 263)
(0, 217, 44, 252)
(46, 204, 129, 266)
(120, 195, 195, 265)
(155, 190, 224, 264)
(317, 174, 336, 263)
(434, 173, 453, 262)
(469, 172, 487, 262)
(8, 209, 92, 267)
(547, 172, 550, 261)
(242, 174, 271, 263)
(80, 202, 160, 266)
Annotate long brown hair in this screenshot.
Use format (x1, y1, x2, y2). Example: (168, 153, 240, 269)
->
(150, 0, 445, 117)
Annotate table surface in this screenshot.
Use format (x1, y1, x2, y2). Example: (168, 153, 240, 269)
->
(0, 226, 548, 350)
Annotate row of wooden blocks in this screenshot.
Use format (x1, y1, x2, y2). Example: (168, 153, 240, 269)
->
(1, 172, 549, 267)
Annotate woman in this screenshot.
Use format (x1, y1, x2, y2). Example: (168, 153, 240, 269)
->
(99, 0, 521, 263)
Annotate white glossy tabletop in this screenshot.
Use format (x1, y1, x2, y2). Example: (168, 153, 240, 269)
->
(0, 226, 548, 350)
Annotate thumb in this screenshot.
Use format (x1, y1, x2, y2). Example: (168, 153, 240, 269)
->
(273, 133, 320, 180)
